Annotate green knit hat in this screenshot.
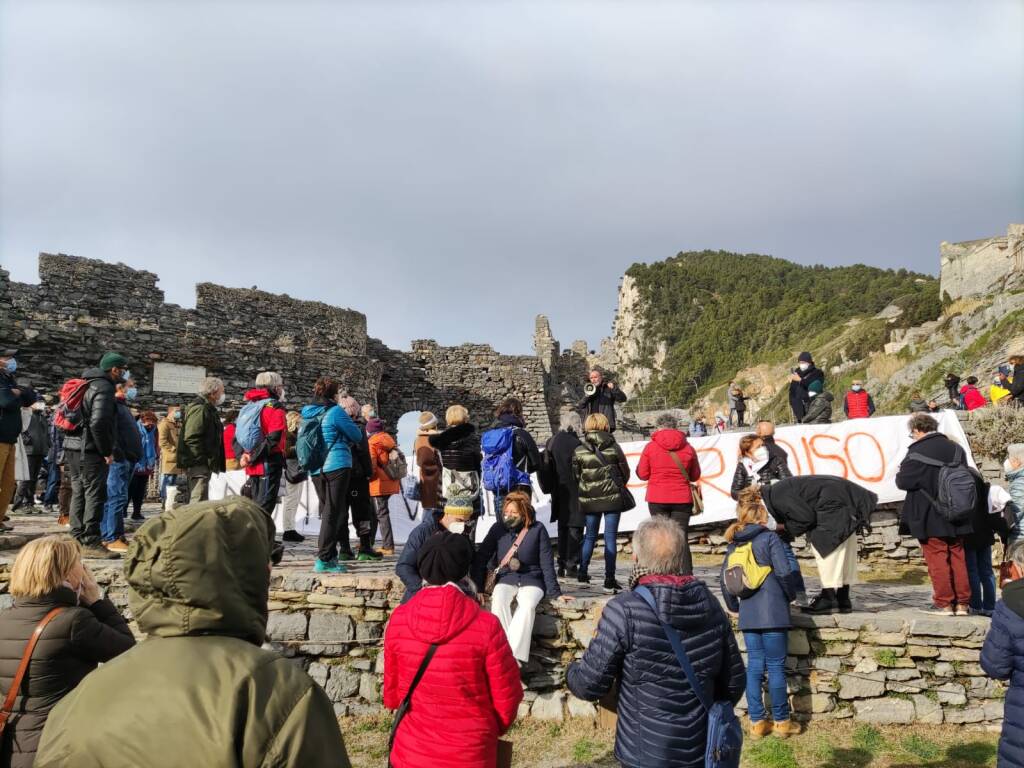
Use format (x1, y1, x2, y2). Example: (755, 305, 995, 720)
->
(99, 352, 128, 371)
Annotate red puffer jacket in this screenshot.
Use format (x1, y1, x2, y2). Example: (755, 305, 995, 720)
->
(636, 429, 701, 504)
(384, 584, 522, 768)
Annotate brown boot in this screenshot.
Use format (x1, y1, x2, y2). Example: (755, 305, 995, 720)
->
(57, 514, 69, 527)
(773, 719, 801, 739)
(750, 720, 773, 739)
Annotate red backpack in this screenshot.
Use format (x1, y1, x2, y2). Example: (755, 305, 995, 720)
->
(53, 378, 90, 434)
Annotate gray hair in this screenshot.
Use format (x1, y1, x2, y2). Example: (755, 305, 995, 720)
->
(255, 371, 283, 389)
(655, 414, 678, 430)
(560, 410, 583, 432)
(1008, 444, 1024, 463)
(908, 413, 938, 434)
(198, 376, 224, 398)
(633, 517, 687, 575)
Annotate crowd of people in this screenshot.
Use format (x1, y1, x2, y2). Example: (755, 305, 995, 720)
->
(6, 347, 1024, 767)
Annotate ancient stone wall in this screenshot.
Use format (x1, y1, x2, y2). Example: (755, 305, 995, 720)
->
(940, 223, 1024, 302)
(1, 253, 557, 436)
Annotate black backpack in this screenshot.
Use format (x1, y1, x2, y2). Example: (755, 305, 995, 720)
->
(906, 445, 978, 525)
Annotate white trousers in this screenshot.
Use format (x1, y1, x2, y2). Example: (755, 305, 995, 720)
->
(811, 534, 858, 589)
(490, 583, 545, 663)
(281, 480, 301, 533)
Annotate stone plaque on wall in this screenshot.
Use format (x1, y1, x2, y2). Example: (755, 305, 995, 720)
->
(152, 362, 207, 394)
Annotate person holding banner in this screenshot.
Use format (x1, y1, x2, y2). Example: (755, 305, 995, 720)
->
(761, 475, 876, 615)
(573, 413, 631, 593)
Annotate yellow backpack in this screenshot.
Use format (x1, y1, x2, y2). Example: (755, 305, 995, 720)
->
(723, 541, 773, 598)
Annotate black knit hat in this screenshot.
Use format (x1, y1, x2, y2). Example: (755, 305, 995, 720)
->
(417, 531, 473, 586)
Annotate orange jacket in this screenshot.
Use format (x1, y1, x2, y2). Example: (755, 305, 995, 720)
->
(368, 431, 401, 497)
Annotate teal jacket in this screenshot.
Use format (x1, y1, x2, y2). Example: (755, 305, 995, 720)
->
(299, 402, 362, 474)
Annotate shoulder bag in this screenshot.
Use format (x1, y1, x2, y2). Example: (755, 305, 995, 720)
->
(586, 442, 636, 512)
(0, 606, 65, 735)
(634, 586, 741, 768)
(667, 449, 703, 515)
(388, 643, 439, 767)
(484, 525, 530, 595)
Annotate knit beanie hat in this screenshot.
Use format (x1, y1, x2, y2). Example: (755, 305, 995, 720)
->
(100, 352, 128, 371)
(418, 411, 438, 432)
(797, 351, 813, 364)
(808, 379, 823, 395)
(443, 496, 475, 521)
(417, 531, 473, 586)
(365, 417, 384, 435)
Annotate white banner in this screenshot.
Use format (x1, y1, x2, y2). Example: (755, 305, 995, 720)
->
(208, 411, 974, 546)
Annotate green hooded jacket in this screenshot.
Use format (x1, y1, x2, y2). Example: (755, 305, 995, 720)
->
(572, 430, 632, 514)
(177, 396, 226, 473)
(35, 498, 350, 768)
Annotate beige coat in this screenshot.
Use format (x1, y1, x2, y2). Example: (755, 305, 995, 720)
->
(157, 416, 180, 475)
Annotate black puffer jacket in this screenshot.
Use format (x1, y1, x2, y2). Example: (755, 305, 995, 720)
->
(730, 454, 792, 500)
(0, 588, 135, 768)
(428, 423, 482, 473)
(895, 432, 975, 540)
(112, 398, 143, 464)
(573, 431, 630, 514)
(762, 475, 876, 558)
(567, 578, 745, 768)
(62, 369, 116, 457)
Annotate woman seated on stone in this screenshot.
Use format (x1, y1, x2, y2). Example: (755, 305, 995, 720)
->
(572, 413, 632, 593)
(472, 491, 570, 665)
(0, 535, 135, 768)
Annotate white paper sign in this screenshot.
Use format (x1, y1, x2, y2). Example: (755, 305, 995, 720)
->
(152, 362, 207, 394)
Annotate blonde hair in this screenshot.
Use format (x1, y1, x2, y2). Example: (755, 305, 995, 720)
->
(584, 413, 610, 432)
(445, 404, 469, 426)
(502, 491, 536, 525)
(286, 410, 301, 433)
(10, 535, 82, 599)
(724, 487, 769, 543)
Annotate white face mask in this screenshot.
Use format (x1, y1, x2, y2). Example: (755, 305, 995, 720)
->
(753, 447, 769, 462)
(808, 391, 817, 398)
(798, 363, 810, 371)
(215, 392, 226, 406)
(277, 389, 286, 402)
(31, 401, 46, 412)
(448, 521, 466, 535)
(852, 385, 862, 392)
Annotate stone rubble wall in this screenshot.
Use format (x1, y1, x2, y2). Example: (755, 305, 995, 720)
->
(49, 569, 1001, 727)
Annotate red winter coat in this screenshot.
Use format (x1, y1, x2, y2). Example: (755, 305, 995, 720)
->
(636, 429, 702, 504)
(242, 388, 287, 477)
(383, 584, 522, 768)
(961, 384, 986, 411)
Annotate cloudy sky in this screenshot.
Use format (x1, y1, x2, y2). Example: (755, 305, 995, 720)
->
(1, 1, 1021, 354)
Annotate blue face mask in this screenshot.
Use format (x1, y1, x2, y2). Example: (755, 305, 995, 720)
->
(125, 387, 138, 401)
(3, 358, 15, 373)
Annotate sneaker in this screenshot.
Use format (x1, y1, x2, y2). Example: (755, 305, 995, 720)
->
(357, 548, 383, 561)
(378, 547, 395, 556)
(603, 579, 622, 594)
(84, 544, 120, 560)
(313, 558, 347, 574)
(282, 530, 305, 543)
(577, 572, 591, 584)
(919, 605, 955, 616)
(336, 551, 355, 562)
(104, 539, 130, 553)
(954, 605, 971, 616)
(750, 720, 772, 739)
(772, 720, 801, 739)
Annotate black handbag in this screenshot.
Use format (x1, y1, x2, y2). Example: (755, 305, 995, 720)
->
(586, 442, 636, 512)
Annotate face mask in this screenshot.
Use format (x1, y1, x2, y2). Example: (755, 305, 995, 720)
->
(4, 358, 16, 373)
(173, 411, 182, 421)
(277, 389, 286, 402)
(447, 521, 466, 535)
(215, 392, 226, 406)
(125, 387, 138, 401)
(31, 401, 45, 412)
(798, 363, 810, 371)
(503, 515, 523, 529)
(808, 391, 817, 398)
(852, 385, 862, 392)
(753, 447, 769, 462)
(61, 579, 84, 605)
(121, 369, 131, 381)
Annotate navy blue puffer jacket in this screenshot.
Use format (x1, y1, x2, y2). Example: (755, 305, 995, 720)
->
(567, 576, 746, 768)
(981, 579, 1024, 767)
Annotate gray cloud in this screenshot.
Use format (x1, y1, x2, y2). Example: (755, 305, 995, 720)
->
(2, 0, 1021, 353)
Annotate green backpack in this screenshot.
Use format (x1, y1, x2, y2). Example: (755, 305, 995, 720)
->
(723, 541, 773, 599)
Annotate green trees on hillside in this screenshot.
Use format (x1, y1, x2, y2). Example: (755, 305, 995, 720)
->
(628, 250, 939, 405)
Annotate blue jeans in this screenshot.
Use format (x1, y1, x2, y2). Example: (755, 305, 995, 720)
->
(43, 459, 61, 505)
(965, 544, 996, 612)
(159, 473, 178, 500)
(780, 540, 805, 594)
(744, 630, 790, 723)
(101, 460, 131, 543)
(580, 512, 620, 580)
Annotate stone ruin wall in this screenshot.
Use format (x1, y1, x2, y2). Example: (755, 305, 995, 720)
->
(940, 223, 1024, 302)
(0, 253, 557, 438)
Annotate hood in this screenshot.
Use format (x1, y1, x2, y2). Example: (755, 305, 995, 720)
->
(82, 367, 111, 381)
(125, 498, 271, 646)
(497, 413, 525, 429)
(403, 583, 481, 643)
(300, 403, 329, 419)
(245, 387, 275, 402)
(633, 577, 719, 633)
(819, 392, 835, 403)
(584, 430, 616, 450)
(428, 422, 475, 449)
(651, 429, 687, 451)
(731, 524, 768, 544)
(1007, 465, 1024, 481)
(1003, 579, 1024, 619)
(910, 398, 927, 406)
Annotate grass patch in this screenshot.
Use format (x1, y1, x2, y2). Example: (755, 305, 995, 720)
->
(745, 738, 799, 768)
(852, 724, 887, 755)
(900, 734, 942, 761)
(946, 741, 998, 766)
(571, 738, 603, 763)
(874, 649, 901, 668)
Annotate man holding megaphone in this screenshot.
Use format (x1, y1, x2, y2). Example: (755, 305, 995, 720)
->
(576, 369, 627, 433)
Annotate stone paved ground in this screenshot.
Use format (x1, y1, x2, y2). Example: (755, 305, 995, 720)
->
(0, 505, 943, 622)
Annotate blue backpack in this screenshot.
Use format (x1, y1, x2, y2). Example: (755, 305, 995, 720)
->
(296, 406, 338, 473)
(481, 427, 530, 493)
(235, 399, 271, 457)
